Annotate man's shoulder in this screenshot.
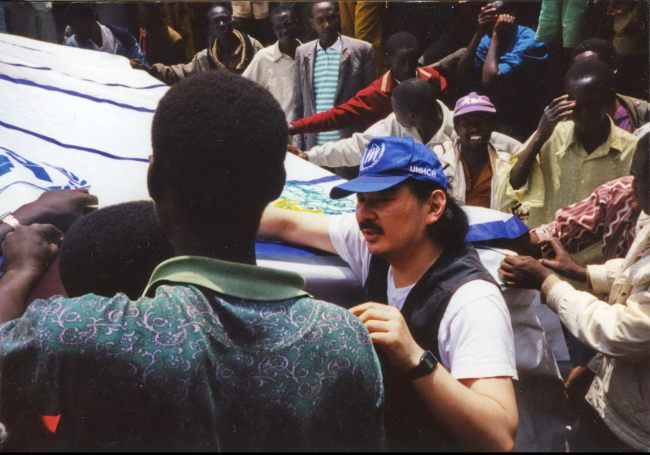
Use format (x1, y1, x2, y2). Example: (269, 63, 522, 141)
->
(341, 35, 373, 53)
(296, 40, 317, 56)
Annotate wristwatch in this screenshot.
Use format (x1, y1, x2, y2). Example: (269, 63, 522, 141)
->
(406, 350, 439, 380)
(0, 212, 19, 231)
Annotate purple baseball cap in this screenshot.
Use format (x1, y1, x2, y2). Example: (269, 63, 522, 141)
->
(453, 92, 497, 117)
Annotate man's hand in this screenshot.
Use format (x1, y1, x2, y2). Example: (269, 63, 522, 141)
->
(349, 302, 425, 372)
(287, 123, 296, 135)
(539, 238, 587, 282)
(535, 95, 576, 143)
(130, 59, 157, 76)
(493, 14, 516, 41)
(498, 255, 552, 290)
(287, 144, 308, 160)
(2, 224, 63, 277)
(477, 3, 497, 35)
(13, 188, 98, 232)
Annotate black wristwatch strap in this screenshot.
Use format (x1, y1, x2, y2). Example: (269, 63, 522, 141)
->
(406, 350, 439, 380)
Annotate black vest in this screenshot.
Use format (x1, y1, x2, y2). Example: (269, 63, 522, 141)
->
(363, 240, 498, 452)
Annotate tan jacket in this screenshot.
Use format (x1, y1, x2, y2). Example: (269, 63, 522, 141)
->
(542, 213, 650, 450)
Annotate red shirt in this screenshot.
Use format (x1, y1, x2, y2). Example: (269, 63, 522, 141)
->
(291, 67, 446, 134)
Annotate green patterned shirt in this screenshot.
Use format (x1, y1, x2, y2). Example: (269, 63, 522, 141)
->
(0, 256, 385, 451)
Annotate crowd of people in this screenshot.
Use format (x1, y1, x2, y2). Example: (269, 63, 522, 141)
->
(0, 0, 649, 452)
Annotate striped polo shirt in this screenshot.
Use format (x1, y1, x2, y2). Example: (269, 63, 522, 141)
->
(314, 36, 342, 146)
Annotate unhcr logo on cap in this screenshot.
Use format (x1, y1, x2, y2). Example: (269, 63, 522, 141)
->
(360, 142, 385, 171)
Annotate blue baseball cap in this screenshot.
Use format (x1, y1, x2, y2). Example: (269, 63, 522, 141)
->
(330, 136, 448, 199)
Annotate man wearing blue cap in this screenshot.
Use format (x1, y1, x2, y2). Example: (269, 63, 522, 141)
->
(260, 136, 518, 451)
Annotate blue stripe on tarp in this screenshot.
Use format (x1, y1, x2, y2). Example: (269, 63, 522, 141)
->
(255, 240, 334, 257)
(0, 60, 167, 89)
(0, 120, 150, 163)
(0, 73, 156, 113)
(466, 217, 529, 242)
(286, 175, 344, 185)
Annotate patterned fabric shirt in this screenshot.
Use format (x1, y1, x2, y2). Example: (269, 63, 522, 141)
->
(533, 176, 638, 262)
(314, 37, 342, 146)
(0, 256, 385, 451)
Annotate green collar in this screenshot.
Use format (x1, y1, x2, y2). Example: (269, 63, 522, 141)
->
(143, 256, 309, 301)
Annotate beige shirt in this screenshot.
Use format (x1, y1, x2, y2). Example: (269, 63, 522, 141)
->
(542, 213, 650, 450)
(495, 118, 638, 228)
(243, 41, 299, 123)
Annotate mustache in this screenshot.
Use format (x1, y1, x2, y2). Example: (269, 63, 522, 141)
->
(359, 219, 384, 234)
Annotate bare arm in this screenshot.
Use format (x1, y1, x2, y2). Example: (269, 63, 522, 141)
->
(509, 95, 575, 189)
(456, 3, 496, 84)
(258, 206, 336, 254)
(482, 14, 515, 87)
(350, 303, 518, 452)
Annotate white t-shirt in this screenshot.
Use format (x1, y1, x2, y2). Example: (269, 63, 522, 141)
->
(89, 23, 117, 54)
(329, 214, 517, 380)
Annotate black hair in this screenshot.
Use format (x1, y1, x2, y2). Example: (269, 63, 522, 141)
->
(309, 2, 337, 18)
(209, 1, 233, 15)
(405, 179, 469, 246)
(151, 70, 287, 221)
(572, 39, 618, 69)
(392, 78, 440, 115)
(564, 59, 616, 99)
(635, 131, 650, 166)
(64, 3, 98, 24)
(59, 201, 175, 300)
(271, 4, 297, 20)
(384, 32, 419, 56)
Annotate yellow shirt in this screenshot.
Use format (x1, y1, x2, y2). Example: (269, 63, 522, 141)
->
(496, 118, 638, 228)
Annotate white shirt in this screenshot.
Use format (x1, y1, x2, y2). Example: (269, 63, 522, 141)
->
(329, 213, 517, 380)
(243, 41, 299, 123)
(88, 23, 116, 54)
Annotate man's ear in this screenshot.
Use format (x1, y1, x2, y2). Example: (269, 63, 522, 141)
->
(147, 155, 164, 201)
(425, 189, 446, 227)
(308, 17, 315, 30)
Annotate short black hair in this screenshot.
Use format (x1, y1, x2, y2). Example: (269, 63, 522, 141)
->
(271, 4, 297, 20)
(59, 201, 175, 300)
(209, 1, 233, 15)
(385, 32, 419, 56)
(64, 3, 98, 24)
(151, 70, 287, 221)
(572, 39, 618, 69)
(392, 78, 440, 115)
(405, 179, 469, 246)
(309, 2, 337, 18)
(139, 2, 166, 19)
(564, 58, 615, 98)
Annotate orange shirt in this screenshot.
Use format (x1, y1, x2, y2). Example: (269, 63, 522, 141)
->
(462, 157, 493, 209)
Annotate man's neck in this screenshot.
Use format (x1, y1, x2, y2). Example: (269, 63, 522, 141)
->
(319, 34, 338, 49)
(174, 235, 257, 265)
(576, 119, 611, 155)
(416, 118, 439, 144)
(279, 38, 299, 59)
(386, 239, 444, 289)
(460, 143, 490, 181)
(218, 31, 240, 52)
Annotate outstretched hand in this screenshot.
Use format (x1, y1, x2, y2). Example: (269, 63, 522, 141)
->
(130, 59, 156, 76)
(13, 188, 98, 233)
(539, 238, 587, 282)
(349, 302, 424, 372)
(536, 95, 576, 143)
(498, 255, 551, 290)
(287, 145, 309, 160)
(2, 224, 63, 277)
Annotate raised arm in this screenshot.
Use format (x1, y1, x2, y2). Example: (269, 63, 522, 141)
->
(482, 14, 515, 87)
(509, 95, 575, 189)
(456, 3, 496, 84)
(258, 206, 336, 254)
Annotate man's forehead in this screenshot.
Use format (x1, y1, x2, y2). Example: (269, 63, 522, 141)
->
(209, 7, 230, 18)
(313, 3, 336, 15)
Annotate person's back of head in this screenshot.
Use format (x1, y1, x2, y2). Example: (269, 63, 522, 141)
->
(572, 39, 618, 70)
(59, 201, 175, 300)
(149, 70, 288, 227)
(64, 3, 98, 39)
(392, 78, 442, 130)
